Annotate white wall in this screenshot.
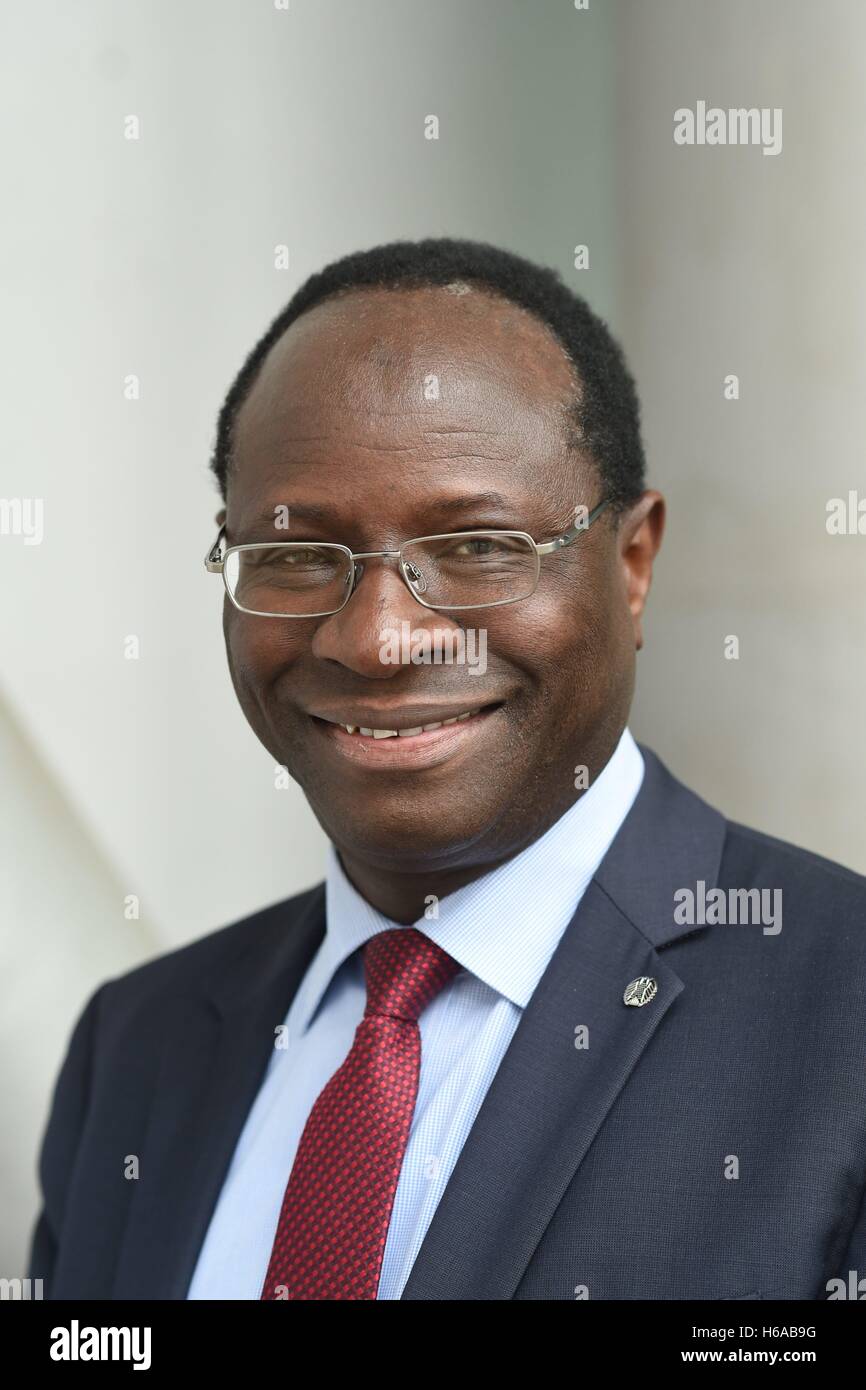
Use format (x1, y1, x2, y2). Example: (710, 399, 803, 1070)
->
(617, 0, 866, 873)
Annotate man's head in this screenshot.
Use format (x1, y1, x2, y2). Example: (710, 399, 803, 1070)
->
(208, 238, 664, 881)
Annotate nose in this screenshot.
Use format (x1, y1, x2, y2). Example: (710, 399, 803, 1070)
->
(310, 553, 461, 679)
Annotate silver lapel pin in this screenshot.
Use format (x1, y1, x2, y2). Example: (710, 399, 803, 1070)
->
(623, 976, 658, 1007)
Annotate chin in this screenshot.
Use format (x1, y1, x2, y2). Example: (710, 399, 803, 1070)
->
(317, 803, 503, 874)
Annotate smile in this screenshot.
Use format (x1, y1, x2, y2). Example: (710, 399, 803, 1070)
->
(327, 707, 485, 738)
(308, 702, 503, 768)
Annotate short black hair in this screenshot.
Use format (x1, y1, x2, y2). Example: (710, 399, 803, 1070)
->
(209, 236, 646, 511)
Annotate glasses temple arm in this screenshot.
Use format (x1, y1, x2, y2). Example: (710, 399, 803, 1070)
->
(204, 524, 226, 572)
(535, 497, 610, 555)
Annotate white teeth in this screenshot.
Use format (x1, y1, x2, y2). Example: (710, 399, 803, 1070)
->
(338, 708, 484, 738)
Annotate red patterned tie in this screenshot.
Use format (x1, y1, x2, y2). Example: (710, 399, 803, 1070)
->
(260, 927, 460, 1300)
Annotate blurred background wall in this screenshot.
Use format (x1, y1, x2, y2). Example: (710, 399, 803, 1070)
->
(1, 0, 863, 1274)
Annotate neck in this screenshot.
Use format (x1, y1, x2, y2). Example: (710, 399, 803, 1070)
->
(334, 787, 587, 924)
(335, 851, 517, 925)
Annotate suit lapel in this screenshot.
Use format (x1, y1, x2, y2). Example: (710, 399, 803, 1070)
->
(401, 747, 727, 1299)
(111, 885, 326, 1299)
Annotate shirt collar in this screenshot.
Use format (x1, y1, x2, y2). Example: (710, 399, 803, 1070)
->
(291, 726, 645, 1033)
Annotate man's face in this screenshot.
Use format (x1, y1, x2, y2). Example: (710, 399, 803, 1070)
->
(221, 285, 657, 876)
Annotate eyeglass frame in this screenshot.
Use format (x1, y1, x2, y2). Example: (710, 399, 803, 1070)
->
(204, 496, 610, 617)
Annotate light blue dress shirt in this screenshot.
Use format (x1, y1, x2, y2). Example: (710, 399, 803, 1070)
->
(187, 726, 644, 1299)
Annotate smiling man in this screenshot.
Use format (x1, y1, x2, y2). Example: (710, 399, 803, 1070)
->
(30, 238, 866, 1301)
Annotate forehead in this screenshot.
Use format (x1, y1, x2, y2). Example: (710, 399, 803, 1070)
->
(232, 285, 581, 461)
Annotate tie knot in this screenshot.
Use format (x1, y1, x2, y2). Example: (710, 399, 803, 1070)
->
(363, 928, 460, 1023)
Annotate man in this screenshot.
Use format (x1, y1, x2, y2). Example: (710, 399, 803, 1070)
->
(29, 238, 866, 1300)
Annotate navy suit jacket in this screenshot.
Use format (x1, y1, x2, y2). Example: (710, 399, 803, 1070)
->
(28, 746, 866, 1299)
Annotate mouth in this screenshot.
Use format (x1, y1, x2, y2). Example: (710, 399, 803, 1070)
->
(308, 701, 505, 769)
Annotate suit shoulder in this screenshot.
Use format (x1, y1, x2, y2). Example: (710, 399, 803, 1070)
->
(97, 881, 325, 1006)
(722, 818, 866, 901)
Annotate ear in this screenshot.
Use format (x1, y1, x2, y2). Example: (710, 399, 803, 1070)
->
(618, 491, 665, 651)
(215, 507, 226, 526)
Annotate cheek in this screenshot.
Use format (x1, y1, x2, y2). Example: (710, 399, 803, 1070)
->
(222, 602, 307, 696)
(488, 567, 606, 683)
(487, 561, 628, 724)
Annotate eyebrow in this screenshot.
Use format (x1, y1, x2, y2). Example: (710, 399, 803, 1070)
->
(240, 491, 518, 533)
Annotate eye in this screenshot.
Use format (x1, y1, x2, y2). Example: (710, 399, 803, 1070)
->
(280, 547, 324, 566)
(451, 536, 499, 556)
(248, 546, 329, 566)
(442, 534, 526, 559)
